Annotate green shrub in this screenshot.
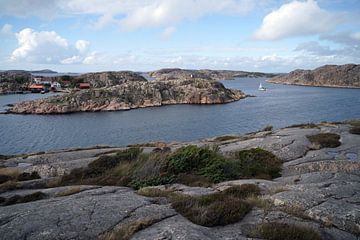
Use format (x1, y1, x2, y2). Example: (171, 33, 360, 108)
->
(167, 145, 217, 174)
(257, 222, 321, 240)
(59, 146, 282, 190)
(88, 147, 141, 174)
(234, 148, 282, 179)
(307, 133, 341, 148)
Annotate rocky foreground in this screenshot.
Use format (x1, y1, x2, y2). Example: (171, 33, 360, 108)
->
(268, 64, 360, 88)
(0, 121, 359, 239)
(8, 79, 245, 114)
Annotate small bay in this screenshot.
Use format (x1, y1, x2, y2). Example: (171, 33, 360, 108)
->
(1, 77, 359, 155)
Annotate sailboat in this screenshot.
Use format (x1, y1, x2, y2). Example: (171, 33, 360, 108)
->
(258, 83, 266, 91)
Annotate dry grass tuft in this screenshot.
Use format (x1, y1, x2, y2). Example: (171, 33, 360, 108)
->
(99, 218, 159, 240)
(56, 186, 83, 197)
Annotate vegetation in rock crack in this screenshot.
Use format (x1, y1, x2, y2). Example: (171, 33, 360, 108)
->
(99, 218, 160, 240)
(307, 133, 341, 148)
(288, 123, 318, 129)
(17, 171, 41, 181)
(255, 222, 322, 240)
(171, 184, 260, 227)
(213, 135, 239, 142)
(60, 146, 282, 189)
(0, 192, 47, 206)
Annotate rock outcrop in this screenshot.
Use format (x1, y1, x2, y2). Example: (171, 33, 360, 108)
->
(0, 70, 32, 94)
(8, 79, 245, 114)
(66, 71, 147, 88)
(268, 64, 360, 88)
(0, 122, 359, 239)
(150, 68, 277, 81)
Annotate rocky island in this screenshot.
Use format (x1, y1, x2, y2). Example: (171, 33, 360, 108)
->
(8, 79, 245, 114)
(267, 64, 360, 88)
(0, 121, 359, 239)
(150, 68, 278, 81)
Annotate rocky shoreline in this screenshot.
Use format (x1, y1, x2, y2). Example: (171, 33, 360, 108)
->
(267, 64, 360, 88)
(7, 79, 245, 114)
(0, 121, 359, 239)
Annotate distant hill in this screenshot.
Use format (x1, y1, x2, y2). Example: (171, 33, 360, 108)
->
(267, 64, 360, 88)
(31, 69, 58, 74)
(149, 68, 278, 81)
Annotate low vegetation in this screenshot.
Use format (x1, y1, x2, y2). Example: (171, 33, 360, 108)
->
(17, 171, 41, 181)
(170, 184, 261, 227)
(255, 222, 322, 240)
(60, 146, 282, 190)
(346, 120, 360, 135)
(307, 133, 341, 148)
(349, 126, 360, 135)
(55, 186, 83, 197)
(0, 168, 40, 184)
(288, 123, 318, 129)
(262, 125, 273, 131)
(99, 218, 160, 240)
(213, 135, 239, 142)
(0, 192, 47, 206)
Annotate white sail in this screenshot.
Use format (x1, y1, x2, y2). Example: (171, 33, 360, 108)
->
(258, 83, 266, 91)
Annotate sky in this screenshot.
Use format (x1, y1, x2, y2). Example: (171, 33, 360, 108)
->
(0, 0, 359, 73)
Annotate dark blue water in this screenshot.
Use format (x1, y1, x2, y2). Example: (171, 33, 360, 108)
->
(1, 78, 359, 155)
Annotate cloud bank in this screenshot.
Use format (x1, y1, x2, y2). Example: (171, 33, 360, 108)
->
(254, 0, 341, 40)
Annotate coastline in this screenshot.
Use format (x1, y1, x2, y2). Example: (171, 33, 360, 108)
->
(266, 80, 360, 89)
(0, 120, 359, 239)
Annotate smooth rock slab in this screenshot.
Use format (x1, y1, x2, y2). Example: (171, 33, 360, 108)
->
(0, 186, 167, 240)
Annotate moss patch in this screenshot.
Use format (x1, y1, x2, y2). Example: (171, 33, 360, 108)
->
(307, 133, 341, 148)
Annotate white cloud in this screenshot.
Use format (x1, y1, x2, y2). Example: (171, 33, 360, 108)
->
(10, 28, 94, 64)
(75, 40, 90, 53)
(1, 24, 13, 35)
(254, 0, 340, 40)
(0, 0, 257, 30)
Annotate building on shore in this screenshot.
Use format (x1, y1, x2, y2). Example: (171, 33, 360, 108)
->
(79, 83, 90, 89)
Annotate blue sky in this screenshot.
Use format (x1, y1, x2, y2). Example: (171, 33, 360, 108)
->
(0, 0, 359, 72)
